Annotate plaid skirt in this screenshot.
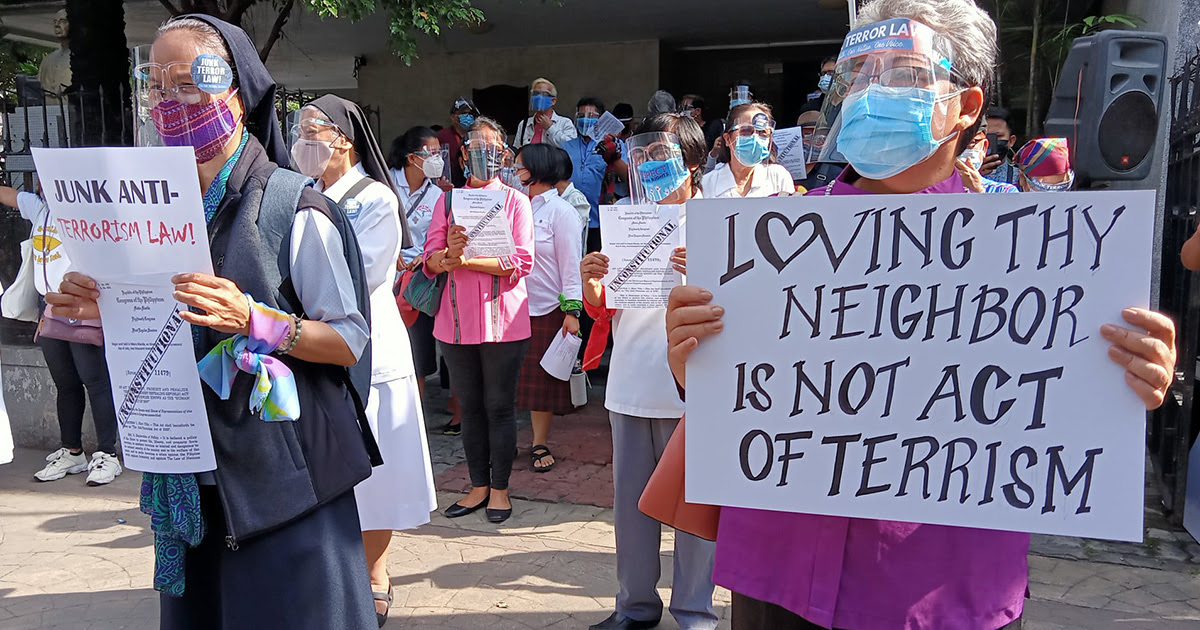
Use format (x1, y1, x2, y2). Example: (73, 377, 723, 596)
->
(516, 312, 574, 415)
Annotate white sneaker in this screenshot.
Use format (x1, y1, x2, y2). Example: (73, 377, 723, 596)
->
(85, 452, 122, 486)
(34, 448, 88, 481)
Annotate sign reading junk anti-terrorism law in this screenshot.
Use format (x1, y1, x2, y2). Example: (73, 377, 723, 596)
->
(32, 147, 216, 474)
(684, 191, 1154, 542)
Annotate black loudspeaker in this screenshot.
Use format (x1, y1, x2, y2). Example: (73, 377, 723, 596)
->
(14, 75, 44, 107)
(1043, 30, 1167, 182)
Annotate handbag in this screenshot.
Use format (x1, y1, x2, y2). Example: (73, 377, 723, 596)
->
(637, 416, 721, 541)
(1, 238, 40, 322)
(34, 210, 103, 346)
(393, 267, 421, 327)
(400, 189, 452, 317)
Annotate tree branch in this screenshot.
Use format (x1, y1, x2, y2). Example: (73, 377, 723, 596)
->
(157, 0, 182, 15)
(258, 0, 295, 63)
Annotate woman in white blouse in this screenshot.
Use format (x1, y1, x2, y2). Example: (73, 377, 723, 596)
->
(513, 143, 584, 472)
(706, 102, 796, 199)
(293, 95, 436, 626)
(388, 126, 455, 413)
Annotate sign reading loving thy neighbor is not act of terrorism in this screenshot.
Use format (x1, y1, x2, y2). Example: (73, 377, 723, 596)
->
(684, 190, 1155, 542)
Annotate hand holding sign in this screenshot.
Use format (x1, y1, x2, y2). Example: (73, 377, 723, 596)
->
(665, 285, 721, 389)
(1100, 308, 1176, 409)
(45, 271, 101, 320)
(171, 272, 251, 335)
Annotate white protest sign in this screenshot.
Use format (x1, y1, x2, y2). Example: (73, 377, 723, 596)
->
(454, 188, 516, 259)
(540, 330, 582, 381)
(600, 203, 683, 309)
(772, 127, 808, 180)
(33, 147, 216, 473)
(589, 111, 625, 141)
(685, 191, 1154, 542)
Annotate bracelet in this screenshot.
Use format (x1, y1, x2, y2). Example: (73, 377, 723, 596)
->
(279, 315, 302, 355)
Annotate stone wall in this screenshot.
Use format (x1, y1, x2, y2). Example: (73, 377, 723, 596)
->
(2, 343, 98, 452)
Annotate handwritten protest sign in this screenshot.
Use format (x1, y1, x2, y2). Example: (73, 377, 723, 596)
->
(454, 188, 516, 259)
(771, 127, 808, 180)
(33, 147, 216, 473)
(685, 191, 1154, 541)
(600, 203, 683, 309)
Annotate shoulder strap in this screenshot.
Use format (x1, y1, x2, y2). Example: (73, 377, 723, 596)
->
(337, 177, 375, 206)
(257, 168, 311, 302)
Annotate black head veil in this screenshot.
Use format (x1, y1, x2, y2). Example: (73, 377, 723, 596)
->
(175, 14, 290, 168)
(308, 94, 412, 248)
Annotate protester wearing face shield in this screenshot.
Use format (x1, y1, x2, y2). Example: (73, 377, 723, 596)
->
(562, 97, 625, 252)
(423, 118, 534, 525)
(387, 126, 460, 429)
(511, 144, 583, 475)
(67, 15, 381, 629)
(580, 113, 718, 630)
(437, 97, 479, 187)
(294, 95, 436, 626)
(663, 3, 1177, 628)
(1016, 137, 1074, 192)
(515, 78, 577, 149)
(956, 124, 1019, 193)
(680, 94, 725, 152)
(707, 103, 796, 198)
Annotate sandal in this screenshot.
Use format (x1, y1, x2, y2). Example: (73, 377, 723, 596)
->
(531, 444, 555, 473)
(373, 583, 393, 627)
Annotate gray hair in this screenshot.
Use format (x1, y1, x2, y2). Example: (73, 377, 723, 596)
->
(155, 17, 238, 87)
(856, 0, 997, 94)
(646, 90, 677, 116)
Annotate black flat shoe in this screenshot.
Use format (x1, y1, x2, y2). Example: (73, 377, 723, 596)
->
(588, 612, 660, 630)
(444, 497, 488, 518)
(442, 421, 461, 436)
(486, 507, 512, 523)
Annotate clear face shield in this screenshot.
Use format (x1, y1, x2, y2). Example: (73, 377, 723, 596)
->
(463, 130, 511, 183)
(815, 18, 967, 179)
(729, 111, 776, 167)
(288, 105, 345, 178)
(729, 85, 753, 108)
(133, 46, 241, 163)
(627, 131, 690, 205)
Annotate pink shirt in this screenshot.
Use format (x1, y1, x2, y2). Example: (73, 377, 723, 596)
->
(423, 179, 534, 345)
(712, 168, 1029, 630)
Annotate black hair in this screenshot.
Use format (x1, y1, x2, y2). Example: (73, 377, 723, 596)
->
(553, 147, 573, 181)
(387, 125, 439, 170)
(682, 94, 707, 112)
(576, 96, 606, 114)
(637, 112, 707, 196)
(515, 143, 560, 186)
(716, 102, 778, 165)
(986, 106, 1013, 133)
(819, 56, 836, 70)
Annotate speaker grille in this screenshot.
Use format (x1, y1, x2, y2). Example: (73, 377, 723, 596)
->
(1097, 91, 1157, 171)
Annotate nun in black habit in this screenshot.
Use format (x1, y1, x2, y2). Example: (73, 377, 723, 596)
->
(50, 14, 380, 630)
(292, 94, 437, 625)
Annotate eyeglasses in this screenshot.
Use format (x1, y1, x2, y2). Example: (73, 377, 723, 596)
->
(136, 62, 211, 106)
(291, 118, 342, 142)
(729, 122, 775, 139)
(531, 90, 554, 98)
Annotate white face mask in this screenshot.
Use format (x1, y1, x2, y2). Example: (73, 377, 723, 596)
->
(291, 139, 333, 178)
(421, 154, 444, 180)
(959, 147, 983, 171)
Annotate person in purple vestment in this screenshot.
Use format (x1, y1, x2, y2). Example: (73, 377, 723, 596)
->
(663, 1, 1178, 629)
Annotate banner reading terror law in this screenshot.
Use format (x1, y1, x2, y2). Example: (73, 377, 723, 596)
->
(33, 147, 216, 473)
(684, 191, 1155, 542)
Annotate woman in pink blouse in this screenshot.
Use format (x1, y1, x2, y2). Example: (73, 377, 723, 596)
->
(423, 118, 534, 524)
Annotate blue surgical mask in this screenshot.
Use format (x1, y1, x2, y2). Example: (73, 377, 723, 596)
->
(818, 74, 833, 94)
(835, 83, 960, 180)
(577, 117, 597, 136)
(733, 135, 771, 167)
(458, 113, 475, 128)
(636, 158, 689, 203)
(730, 98, 751, 109)
(462, 162, 471, 181)
(531, 93, 554, 111)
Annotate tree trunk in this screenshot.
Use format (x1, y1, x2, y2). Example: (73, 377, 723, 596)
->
(65, 0, 132, 147)
(1025, 0, 1043, 137)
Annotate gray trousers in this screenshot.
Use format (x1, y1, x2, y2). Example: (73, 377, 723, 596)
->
(610, 412, 718, 630)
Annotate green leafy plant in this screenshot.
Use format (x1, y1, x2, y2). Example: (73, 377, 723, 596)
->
(0, 22, 51, 102)
(157, 0, 486, 64)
